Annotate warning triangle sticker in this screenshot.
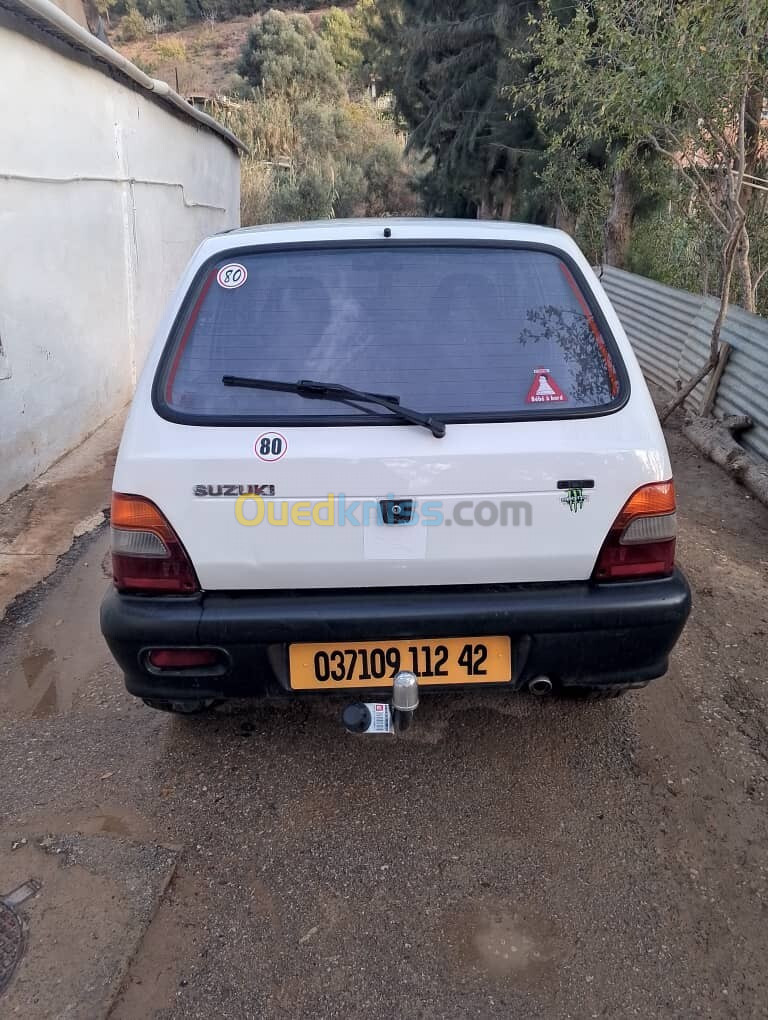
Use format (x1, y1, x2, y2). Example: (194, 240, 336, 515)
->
(526, 367, 567, 404)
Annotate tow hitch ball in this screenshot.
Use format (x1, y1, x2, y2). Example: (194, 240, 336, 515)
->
(342, 671, 419, 736)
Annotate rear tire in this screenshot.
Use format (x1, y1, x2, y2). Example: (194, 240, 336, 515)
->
(142, 698, 219, 714)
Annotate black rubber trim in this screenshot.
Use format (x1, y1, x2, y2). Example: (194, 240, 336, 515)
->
(151, 239, 631, 428)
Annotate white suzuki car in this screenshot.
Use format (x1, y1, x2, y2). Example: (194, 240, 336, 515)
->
(101, 219, 691, 722)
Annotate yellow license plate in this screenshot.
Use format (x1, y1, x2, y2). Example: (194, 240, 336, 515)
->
(289, 636, 511, 690)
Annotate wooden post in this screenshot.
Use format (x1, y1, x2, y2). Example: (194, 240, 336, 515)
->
(699, 341, 732, 417)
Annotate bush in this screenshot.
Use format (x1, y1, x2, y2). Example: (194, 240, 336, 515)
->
(120, 6, 148, 39)
(211, 16, 421, 227)
(269, 168, 337, 222)
(238, 11, 343, 102)
(319, 7, 364, 75)
(214, 95, 419, 226)
(240, 161, 275, 226)
(136, 0, 186, 28)
(132, 56, 158, 74)
(145, 12, 166, 34)
(222, 0, 339, 12)
(154, 36, 187, 62)
(363, 138, 416, 216)
(627, 211, 717, 296)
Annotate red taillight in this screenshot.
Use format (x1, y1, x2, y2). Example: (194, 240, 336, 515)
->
(148, 649, 217, 669)
(111, 493, 199, 594)
(593, 481, 677, 581)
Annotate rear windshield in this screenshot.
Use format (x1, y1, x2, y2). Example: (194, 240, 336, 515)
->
(157, 245, 623, 422)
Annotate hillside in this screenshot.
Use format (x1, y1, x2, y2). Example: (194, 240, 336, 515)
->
(115, 5, 348, 97)
(111, 3, 421, 226)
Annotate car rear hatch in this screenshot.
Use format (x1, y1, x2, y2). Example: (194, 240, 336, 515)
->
(115, 239, 669, 590)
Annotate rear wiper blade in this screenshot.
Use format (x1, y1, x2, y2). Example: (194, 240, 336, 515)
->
(222, 376, 447, 439)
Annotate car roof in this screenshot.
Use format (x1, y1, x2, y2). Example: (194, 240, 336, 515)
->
(205, 218, 579, 259)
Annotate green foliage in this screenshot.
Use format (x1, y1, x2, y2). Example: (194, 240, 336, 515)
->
(625, 150, 724, 292)
(367, 1, 547, 220)
(745, 188, 768, 316)
(136, 0, 187, 27)
(132, 55, 158, 75)
(269, 167, 338, 222)
(226, 0, 341, 12)
(118, 0, 343, 19)
(154, 36, 187, 61)
(521, 0, 766, 166)
(120, 6, 148, 39)
(93, 0, 118, 16)
(237, 11, 344, 101)
(536, 149, 611, 263)
(519, 0, 767, 243)
(319, 7, 364, 76)
(520, 0, 768, 318)
(210, 91, 421, 225)
(626, 210, 716, 295)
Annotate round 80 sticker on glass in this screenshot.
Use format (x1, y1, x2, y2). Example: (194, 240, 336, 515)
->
(216, 263, 248, 289)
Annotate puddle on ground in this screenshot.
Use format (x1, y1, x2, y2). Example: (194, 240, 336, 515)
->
(21, 647, 55, 687)
(0, 531, 113, 718)
(449, 905, 558, 985)
(472, 914, 545, 977)
(99, 814, 131, 836)
(31, 680, 59, 719)
(10, 805, 150, 841)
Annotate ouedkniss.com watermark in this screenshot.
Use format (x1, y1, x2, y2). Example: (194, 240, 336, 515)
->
(234, 494, 533, 528)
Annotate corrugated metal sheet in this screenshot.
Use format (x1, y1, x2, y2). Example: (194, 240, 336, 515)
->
(600, 266, 768, 462)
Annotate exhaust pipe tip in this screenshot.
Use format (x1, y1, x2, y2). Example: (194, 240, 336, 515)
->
(528, 675, 553, 697)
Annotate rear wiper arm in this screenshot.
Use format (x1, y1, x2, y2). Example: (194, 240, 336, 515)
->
(222, 376, 447, 439)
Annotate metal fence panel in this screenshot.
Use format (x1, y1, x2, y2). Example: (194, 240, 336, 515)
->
(600, 266, 768, 462)
(716, 305, 768, 461)
(677, 301, 718, 410)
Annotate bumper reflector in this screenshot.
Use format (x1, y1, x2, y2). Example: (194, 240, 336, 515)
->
(148, 649, 218, 669)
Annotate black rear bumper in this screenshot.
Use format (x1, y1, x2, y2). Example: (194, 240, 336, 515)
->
(100, 570, 691, 701)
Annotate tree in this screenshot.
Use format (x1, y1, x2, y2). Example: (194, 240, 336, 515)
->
(238, 11, 344, 103)
(120, 6, 148, 39)
(319, 7, 364, 77)
(520, 0, 768, 419)
(367, 1, 547, 220)
(136, 0, 186, 28)
(93, 0, 118, 26)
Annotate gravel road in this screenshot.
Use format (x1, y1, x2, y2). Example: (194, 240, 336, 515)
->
(1, 418, 767, 1019)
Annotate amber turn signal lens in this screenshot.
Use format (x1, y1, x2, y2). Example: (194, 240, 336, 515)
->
(111, 493, 173, 531)
(612, 481, 676, 531)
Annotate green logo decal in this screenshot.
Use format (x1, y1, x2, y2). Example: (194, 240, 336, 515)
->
(561, 488, 587, 513)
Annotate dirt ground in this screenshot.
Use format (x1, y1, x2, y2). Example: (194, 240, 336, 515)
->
(0, 416, 767, 1018)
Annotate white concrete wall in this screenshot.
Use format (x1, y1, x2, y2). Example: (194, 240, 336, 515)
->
(0, 26, 240, 502)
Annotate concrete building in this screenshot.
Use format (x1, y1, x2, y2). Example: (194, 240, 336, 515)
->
(0, 0, 243, 502)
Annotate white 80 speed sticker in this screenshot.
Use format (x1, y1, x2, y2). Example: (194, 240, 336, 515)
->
(216, 263, 248, 289)
(255, 432, 287, 462)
